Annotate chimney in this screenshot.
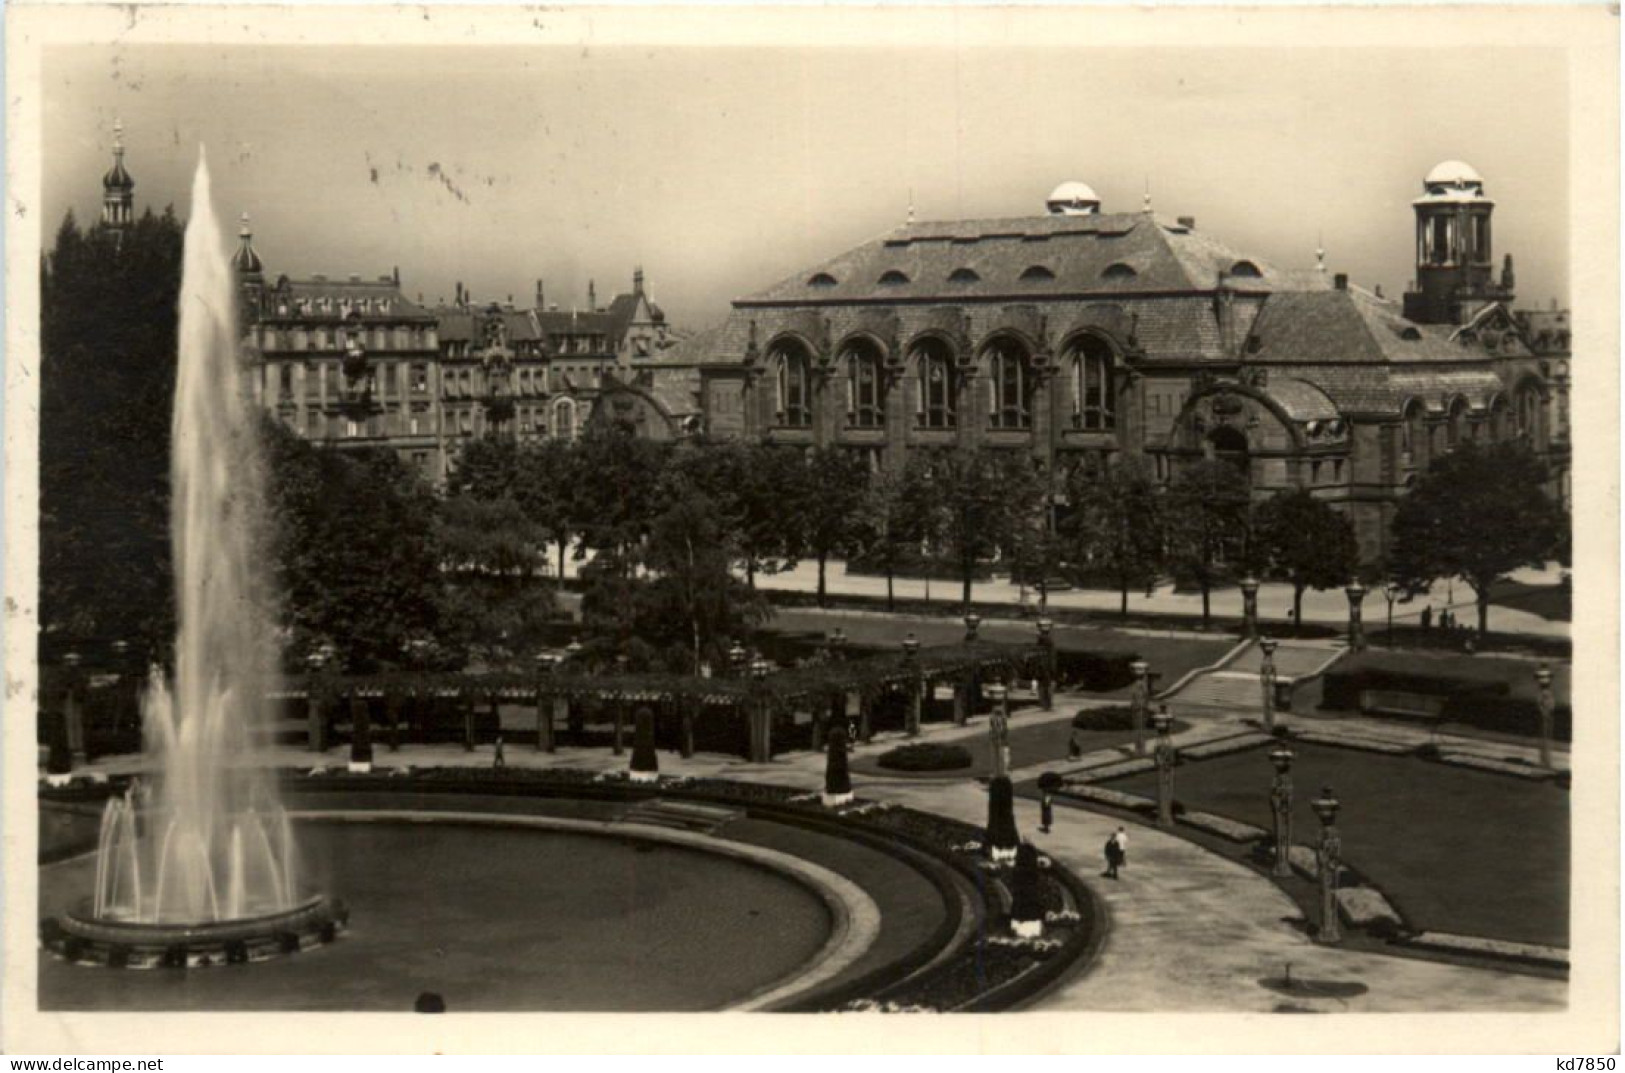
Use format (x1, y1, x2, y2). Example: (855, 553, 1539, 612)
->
(549, 303, 559, 312)
(505, 294, 515, 311)
(588, 279, 597, 312)
(633, 266, 645, 296)
(535, 279, 544, 309)
(1334, 273, 1348, 291)
(455, 281, 464, 306)
(1374, 284, 1385, 299)
(392, 265, 400, 286)
(1177, 216, 1196, 230)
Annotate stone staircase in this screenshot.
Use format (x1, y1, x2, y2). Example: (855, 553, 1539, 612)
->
(618, 798, 744, 834)
(1163, 640, 1347, 717)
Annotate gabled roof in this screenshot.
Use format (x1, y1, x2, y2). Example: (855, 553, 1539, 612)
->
(740, 213, 1315, 305)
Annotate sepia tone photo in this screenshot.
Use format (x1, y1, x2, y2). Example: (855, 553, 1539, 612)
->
(4, 3, 1618, 1055)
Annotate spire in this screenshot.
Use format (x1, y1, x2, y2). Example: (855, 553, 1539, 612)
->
(1502, 253, 1516, 293)
(101, 119, 135, 232)
(232, 211, 264, 276)
(633, 266, 644, 297)
(588, 279, 597, 312)
(1316, 232, 1327, 274)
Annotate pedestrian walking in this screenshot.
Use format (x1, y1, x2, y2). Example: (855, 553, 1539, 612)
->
(1103, 825, 1128, 879)
(492, 735, 506, 769)
(1040, 791, 1055, 833)
(1420, 605, 1433, 631)
(1067, 730, 1083, 760)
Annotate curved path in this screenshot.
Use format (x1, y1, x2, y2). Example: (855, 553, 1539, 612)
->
(59, 698, 1566, 1014)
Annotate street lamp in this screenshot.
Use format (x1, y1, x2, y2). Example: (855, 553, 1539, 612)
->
(1129, 658, 1151, 757)
(901, 633, 923, 737)
(1268, 745, 1294, 878)
(1535, 664, 1556, 770)
(1311, 785, 1343, 944)
(749, 657, 772, 763)
(1259, 637, 1279, 734)
(1344, 580, 1367, 651)
(1035, 618, 1056, 711)
(1239, 576, 1261, 639)
(985, 681, 1011, 778)
(1152, 705, 1176, 828)
(729, 640, 748, 677)
(963, 612, 981, 643)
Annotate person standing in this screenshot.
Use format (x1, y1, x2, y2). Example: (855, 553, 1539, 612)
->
(1104, 826, 1128, 879)
(492, 734, 506, 769)
(1420, 605, 1433, 631)
(1039, 789, 1055, 833)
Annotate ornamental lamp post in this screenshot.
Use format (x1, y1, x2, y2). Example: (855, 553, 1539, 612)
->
(1152, 705, 1176, 828)
(1129, 659, 1151, 757)
(902, 634, 923, 737)
(1311, 786, 1343, 944)
(963, 612, 982, 644)
(1259, 637, 1279, 733)
(985, 681, 1011, 778)
(1268, 744, 1295, 877)
(749, 657, 772, 763)
(1240, 576, 1261, 639)
(1344, 580, 1367, 651)
(305, 649, 329, 754)
(1035, 618, 1056, 711)
(1535, 664, 1556, 770)
(729, 640, 748, 678)
(1382, 582, 1401, 647)
(61, 651, 85, 768)
(829, 627, 847, 661)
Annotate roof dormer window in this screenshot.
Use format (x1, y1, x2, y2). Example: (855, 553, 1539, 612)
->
(948, 268, 981, 284)
(1102, 263, 1138, 281)
(1229, 260, 1263, 278)
(808, 272, 838, 287)
(1020, 265, 1056, 282)
(878, 270, 910, 286)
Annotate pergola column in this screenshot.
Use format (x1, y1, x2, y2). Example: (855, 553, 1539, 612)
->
(612, 700, 626, 756)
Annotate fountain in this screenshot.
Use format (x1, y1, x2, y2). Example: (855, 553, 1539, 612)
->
(42, 151, 344, 969)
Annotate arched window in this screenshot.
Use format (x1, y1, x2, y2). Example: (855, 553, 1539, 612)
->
(1020, 265, 1056, 282)
(807, 272, 837, 288)
(553, 397, 577, 441)
(986, 339, 1032, 430)
(1209, 426, 1250, 482)
(1488, 395, 1510, 441)
(1445, 397, 1467, 450)
(1516, 384, 1543, 443)
(1229, 260, 1264, 278)
(844, 343, 885, 429)
(773, 343, 812, 428)
(877, 270, 910, 286)
(1069, 335, 1115, 431)
(915, 340, 958, 430)
(947, 267, 981, 284)
(1102, 263, 1138, 281)
(1401, 400, 1426, 468)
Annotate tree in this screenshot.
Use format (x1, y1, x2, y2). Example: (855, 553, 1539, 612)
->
(1064, 456, 1165, 618)
(434, 493, 555, 666)
(927, 450, 1019, 607)
(514, 438, 582, 584)
(1255, 488, 1359, 634)
(1389, 441, 1566, 635)
(40, 208, 185, 655)
(261, 421, 443, 671)
(571, 426, 669, 571)
(447, 436, 524, 500)
(1002, 458, 1062, 612)
(797, 447, 872, 606)
(1166, 460, 1253, 627)
(852, 465, 919, 611)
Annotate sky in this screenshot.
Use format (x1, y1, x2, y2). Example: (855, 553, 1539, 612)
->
(43, 43, 1570, 327)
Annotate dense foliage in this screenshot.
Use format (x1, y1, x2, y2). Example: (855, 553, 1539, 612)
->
(40, 209, 184, 656)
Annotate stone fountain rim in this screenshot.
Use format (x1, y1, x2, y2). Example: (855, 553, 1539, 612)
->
(55, 894, 334, 946)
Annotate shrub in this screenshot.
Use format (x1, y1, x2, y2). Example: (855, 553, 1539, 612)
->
(1444, 695, 1573, 743)
(1052, 651, 1140, 692)
(986, 775, 1020, 856)
(877, 742, 974, 772)
(1036, 771, 1065, 793)
(1070, 705, 1136, 732)
(1320, 668, 1507, 711)
(825, 725, 852, 798)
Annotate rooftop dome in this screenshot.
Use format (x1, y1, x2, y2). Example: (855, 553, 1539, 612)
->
(1045, 180, 1101, 216)
(233, 213, 263, 275)
(1424, 160, 1483, 187)
(102, 120, 134, 191)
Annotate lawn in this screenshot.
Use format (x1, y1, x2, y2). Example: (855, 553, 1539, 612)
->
(850, 713, 1182, 781)
(769, 608, 1235, 696)
(1108, 742, 1569, 947)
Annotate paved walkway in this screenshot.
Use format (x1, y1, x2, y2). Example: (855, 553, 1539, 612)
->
(58, 688, 1566, 1013)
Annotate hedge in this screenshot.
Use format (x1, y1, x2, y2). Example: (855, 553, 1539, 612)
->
(876, 743, 974, 772)
(1320, 668, 1508, 712)
(1444, 695, 1573, 743)
(1070, 705, 1138, 731)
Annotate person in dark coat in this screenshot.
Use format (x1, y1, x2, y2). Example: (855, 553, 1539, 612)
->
(1420, 605, 1433, 631)
(1039, 791, 1055, 833)
(1103, 826, 1127, 879)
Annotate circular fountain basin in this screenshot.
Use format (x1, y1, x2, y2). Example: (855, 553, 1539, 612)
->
(43, 895, 345, 969)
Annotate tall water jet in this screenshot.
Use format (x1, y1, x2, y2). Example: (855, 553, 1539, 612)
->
(45, 151, 345, 967)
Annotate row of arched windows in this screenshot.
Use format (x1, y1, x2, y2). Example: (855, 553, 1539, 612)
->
(1398, 384, 1544, 463)
(770, 336, 1118, 432)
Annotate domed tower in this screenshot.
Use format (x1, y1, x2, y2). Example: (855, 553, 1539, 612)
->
(233, 212, 266, 318)
(100, 120, 135, 239)
(1402, 160, 1512, 325)
(1045, 180, 1101, 216)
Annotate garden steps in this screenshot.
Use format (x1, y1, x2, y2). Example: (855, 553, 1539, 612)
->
(618, 798, 745, 834)
(1163, 641, 1348, 716)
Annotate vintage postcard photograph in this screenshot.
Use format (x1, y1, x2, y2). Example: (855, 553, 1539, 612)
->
(3, 3, 1617, 1056)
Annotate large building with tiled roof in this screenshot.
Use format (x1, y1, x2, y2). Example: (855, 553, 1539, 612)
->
(667, 169, 1569, 559)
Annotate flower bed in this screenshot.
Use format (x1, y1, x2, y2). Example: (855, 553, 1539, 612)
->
(875, 743, 974, 773)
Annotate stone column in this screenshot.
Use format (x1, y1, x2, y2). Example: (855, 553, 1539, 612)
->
(1535, 665, 1556, 770)
(1259, 637, 1279, 733)
(1240, 576, 1260, 639)
(612, 701, 626, 756)
(1129, 659, 1150, 757)
(680, 699, 696, 759)
(858, 693, 872, 745)
(1313, 787, 1343, 944)
(1269, 745, 1294, 878)
(952, 680, 969, 727)
(307, 681, 326, 753)
(1345, 581, 1368, 651)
